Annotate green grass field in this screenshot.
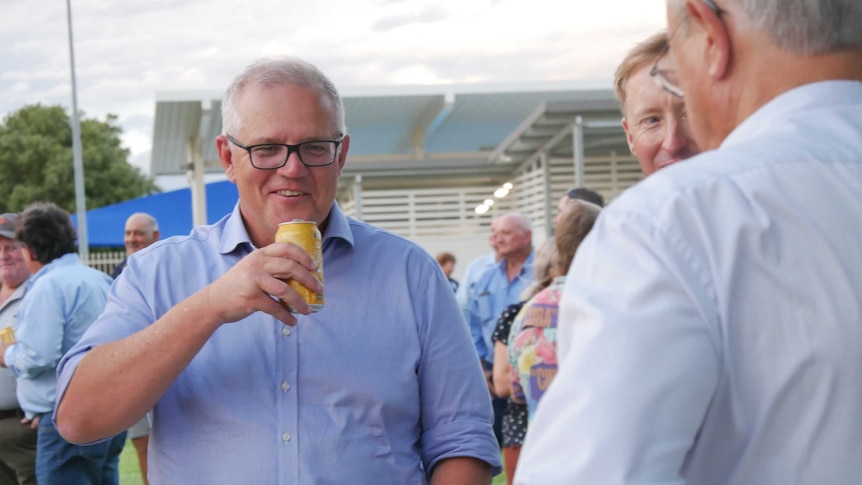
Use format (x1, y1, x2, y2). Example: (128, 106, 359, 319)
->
(119, 439, 144, 485)
(117, 439, 508, 484)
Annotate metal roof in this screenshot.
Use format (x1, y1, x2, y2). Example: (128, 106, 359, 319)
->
(150, 81, 627, 191)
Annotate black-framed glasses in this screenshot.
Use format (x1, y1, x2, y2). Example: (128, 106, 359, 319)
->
(226, 134, 344, 169)
(650, 0, 724, 98)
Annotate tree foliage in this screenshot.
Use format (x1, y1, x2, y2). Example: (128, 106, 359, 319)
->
(0, 104, 159, 213)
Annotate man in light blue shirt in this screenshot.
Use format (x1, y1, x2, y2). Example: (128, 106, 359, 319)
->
(466, 212, 534, 447)
(467, 213, 535, 367)
(54, 57, 500, 485)
(0, 202, 125, 485)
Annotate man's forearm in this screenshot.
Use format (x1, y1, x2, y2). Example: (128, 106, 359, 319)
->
(430, 457, 492, 485)
(55, 289, 224, 444)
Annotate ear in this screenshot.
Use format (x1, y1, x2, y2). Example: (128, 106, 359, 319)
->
(216, 135, 238, 183)
(686, 0, 731, 81)
(621, 118, 636, 155)
(153, 230, 160, 241)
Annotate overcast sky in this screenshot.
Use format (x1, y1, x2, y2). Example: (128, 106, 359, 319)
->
(0, 0, 666, 185)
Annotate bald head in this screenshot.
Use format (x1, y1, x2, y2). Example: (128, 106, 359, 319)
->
(124, 213, 160, 256)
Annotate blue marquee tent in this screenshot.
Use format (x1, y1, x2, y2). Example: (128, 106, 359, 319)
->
(71, 180, 239, 247)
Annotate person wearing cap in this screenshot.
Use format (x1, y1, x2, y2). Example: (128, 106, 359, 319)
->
(0, 203, 125, 485)
(0, 214, 36, 485)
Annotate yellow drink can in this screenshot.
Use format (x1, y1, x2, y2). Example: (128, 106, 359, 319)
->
(0, 327, 15, 345)
(275, 220, 324, 312)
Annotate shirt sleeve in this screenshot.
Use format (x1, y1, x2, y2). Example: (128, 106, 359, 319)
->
(515, 209, 721, 484)
(6, 283, 65, 380)
(466, 271, 495, 363)
(414, 255, 502, 477)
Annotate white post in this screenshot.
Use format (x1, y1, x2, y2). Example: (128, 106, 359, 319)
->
(66, 0, 88, 261)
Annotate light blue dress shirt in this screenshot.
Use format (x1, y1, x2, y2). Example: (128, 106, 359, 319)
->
(57, 202, 501, 484)
(5, 254, 111, 419)
(455, 252, 498, 312)
(517, 81, 862, 484)
(467, 254, 534, 364)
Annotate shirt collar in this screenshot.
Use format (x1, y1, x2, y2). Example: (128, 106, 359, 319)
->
(321, 202, 354, 249)
(27, 253, 80, 289)
(219, 202, 253, 254)
(722, 81, 862, 149)
(217, 201, 355, 254)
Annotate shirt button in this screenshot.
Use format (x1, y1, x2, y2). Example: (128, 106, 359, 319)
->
(282, 327, 291, 337)
(281, 381, 290, 392)
(282, 432, 291, 442)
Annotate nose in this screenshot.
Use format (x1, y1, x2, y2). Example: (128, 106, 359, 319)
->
(661, 116, 689, 155)
(276, 150, 307, 177)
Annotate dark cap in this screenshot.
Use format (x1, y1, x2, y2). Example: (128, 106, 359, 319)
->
(0, 213, 20, 240)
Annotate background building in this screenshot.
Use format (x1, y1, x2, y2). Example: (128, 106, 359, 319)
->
(149, 82, 641, 279)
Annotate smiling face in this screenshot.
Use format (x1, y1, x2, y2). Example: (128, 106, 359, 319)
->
(217, 82, 349, 247)
(621, 62, 700, 175)
(124, 215, 159, 256)
(0, 236, 29, 289)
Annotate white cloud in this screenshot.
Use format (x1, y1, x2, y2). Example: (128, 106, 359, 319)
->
(0, 0, 667, 176)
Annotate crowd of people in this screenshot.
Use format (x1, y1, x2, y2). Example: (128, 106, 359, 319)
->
(0, 210, 159, 485)
(0, 1, 859, 483)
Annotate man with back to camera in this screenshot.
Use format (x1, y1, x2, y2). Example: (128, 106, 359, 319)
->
(54, 57, 501, 484)
(615, 30, 700, 175)
(516, 0, 862, 483)
(0, 214, 36, 485)
(0, 203, 125, 484)
(112, 212, 160, 485)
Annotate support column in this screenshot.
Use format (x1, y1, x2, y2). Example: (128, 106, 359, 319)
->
(352, 175, 363, 220)
(573, 115, 585, 187)
(541, 152, 553, 238)
(186, 134, 207, 227)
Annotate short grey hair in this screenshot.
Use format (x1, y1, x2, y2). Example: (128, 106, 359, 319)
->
(127, 212, 159, 233)
(673, 0, 862, 55)
(738, 0, 862, 54)
(221, 56, 346, 136)
(503, 212, 533, 234)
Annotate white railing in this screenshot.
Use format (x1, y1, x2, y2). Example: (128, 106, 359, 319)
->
(84, 250, 125, 276)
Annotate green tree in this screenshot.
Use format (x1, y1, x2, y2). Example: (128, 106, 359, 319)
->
(0, 104, 159, 213)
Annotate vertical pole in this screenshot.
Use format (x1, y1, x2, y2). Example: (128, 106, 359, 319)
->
(541, 152, 553, 239)
(573, 115, 585, 187)
(353, 175, 363, 220)
(187, 135, 207, 226)
(66, 0, 88, 261)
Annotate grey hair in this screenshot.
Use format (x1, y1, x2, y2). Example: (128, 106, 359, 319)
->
(221, 56, 346, 136)
(673, 0, 862, 54)
(504, 212, 533, 234)
(127, 212, 159, 233)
